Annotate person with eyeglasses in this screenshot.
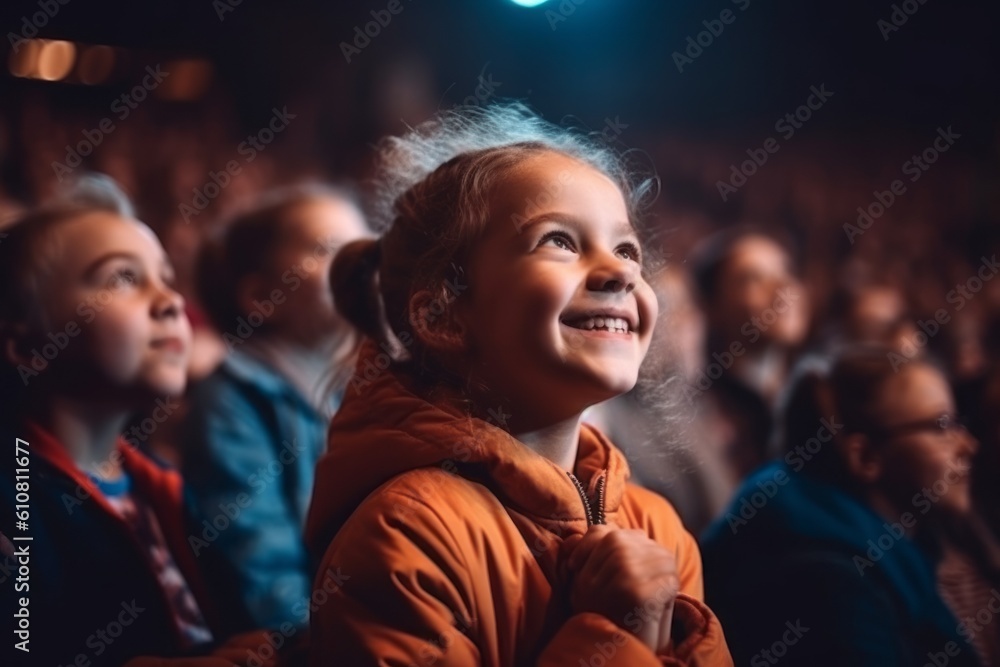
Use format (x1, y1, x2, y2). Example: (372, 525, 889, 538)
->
(701, 346, 984, 667)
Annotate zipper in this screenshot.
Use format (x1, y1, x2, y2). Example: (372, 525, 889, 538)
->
(566, 471, 607, 526)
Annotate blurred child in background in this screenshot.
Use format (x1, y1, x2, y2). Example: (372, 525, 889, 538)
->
(0, 179, 276, 667)
(180, 184, 368, 633)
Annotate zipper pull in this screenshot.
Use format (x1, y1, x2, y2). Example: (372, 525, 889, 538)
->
(566, 471, 607, 526)
(566, 472, 594, 526)
(593, 472, 607, 526)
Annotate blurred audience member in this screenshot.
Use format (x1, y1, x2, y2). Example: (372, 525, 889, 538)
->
(937, 513, 1000, 667)
(179, 184, 368, 632)
(690, 228, 809, 481)
(826, 279, 917, 352)
(702, 347, 981, 666)
(971, 363, 1000, 542)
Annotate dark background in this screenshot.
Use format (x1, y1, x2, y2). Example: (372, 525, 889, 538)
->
(1, 0, 998, 323)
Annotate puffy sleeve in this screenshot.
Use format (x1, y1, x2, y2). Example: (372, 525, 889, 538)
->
(309, 488, 481, 666)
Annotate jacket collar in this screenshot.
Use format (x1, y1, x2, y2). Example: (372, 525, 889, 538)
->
(306, 340, 632, 553)
(23, 420, 220, 634)
(222, 347, 337, 419)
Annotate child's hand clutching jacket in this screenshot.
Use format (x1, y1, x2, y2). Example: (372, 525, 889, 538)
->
(564, 525, 680, 655)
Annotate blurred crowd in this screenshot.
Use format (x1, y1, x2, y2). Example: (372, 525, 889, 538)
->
(2, 94, 999, 666)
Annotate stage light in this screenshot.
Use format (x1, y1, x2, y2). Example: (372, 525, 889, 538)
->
(8, 39, 41, 78)
(509, 0, 551, 7)
(36, 40, 76, 81)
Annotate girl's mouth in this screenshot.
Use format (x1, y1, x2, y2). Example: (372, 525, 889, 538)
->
(561, 316, 633, 334)
(151, 337, 186, 354)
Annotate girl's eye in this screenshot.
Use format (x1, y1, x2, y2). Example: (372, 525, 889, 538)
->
(617, 243, 642, 263)
(538, 230, 576, 252)
(108, 267, 139, 290)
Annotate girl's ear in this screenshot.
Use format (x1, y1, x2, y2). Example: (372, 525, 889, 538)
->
(408, 288, 466, 352)
(841, 433, 883, 484)
(2, 322, 34, 369)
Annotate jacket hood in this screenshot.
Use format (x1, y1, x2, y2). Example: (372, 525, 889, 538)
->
(305, 340, 632, 556)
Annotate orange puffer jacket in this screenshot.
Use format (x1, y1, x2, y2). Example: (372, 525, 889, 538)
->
(305, 342, 733, 666)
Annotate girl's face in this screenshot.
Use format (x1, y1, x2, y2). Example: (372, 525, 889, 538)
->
(266, 197, 369, 347)
(35, 212, 191, 403)
(871, 363, 978, 516)
(458, 152, 657, 428)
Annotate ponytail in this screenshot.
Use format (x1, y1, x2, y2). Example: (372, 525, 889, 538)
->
(330, 238, 389, 347)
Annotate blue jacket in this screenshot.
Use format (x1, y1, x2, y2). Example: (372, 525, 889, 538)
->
(180, 350, 331, 632)
(701, 461, 981, 667)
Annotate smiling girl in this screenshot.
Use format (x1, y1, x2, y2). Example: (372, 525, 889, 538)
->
(305, 105, 732, 666)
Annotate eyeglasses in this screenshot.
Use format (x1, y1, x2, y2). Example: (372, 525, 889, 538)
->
(869, 414, 969, 440)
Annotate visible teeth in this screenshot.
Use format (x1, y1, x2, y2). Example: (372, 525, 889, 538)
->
(569, 316, 631, 332)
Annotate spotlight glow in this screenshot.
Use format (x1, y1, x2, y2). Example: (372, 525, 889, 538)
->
(37, 40, 76, 81)
(510, 0, 551, 7)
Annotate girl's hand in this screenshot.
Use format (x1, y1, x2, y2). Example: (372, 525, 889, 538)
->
(564, 525, 679, 655)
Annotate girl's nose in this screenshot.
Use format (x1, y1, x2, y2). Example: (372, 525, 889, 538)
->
(152, 283, 186, 320)
(956, 426, 979, 458)
(587, 252, 638, 294)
